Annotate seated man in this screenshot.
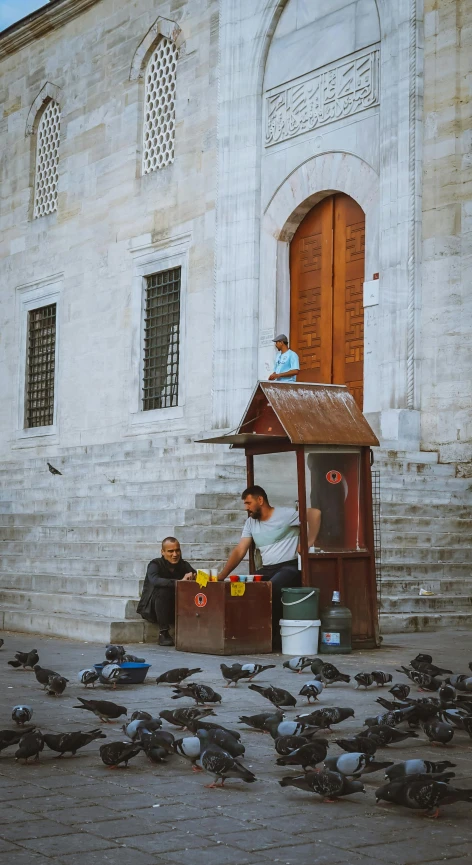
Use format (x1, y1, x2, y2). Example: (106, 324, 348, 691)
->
(137, 536, 196, 646)
(217, 485, 318, 646)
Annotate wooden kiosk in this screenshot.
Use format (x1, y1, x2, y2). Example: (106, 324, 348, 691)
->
(196, 382, 380, 650)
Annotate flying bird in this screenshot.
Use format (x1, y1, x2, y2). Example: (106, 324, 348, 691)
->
(47, 462, 62, 475)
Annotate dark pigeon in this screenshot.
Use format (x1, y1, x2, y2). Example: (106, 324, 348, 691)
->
(274, 734, 309, 756)
(389, 683, 411, 701)
(159, 708, 215, 728)
(171, 684, 222, 705)
(238, 710, 284, 732)
(8, 649, 39, 670)
(205, 728, 245, 757)
(362, 725, 418, 745)
(276, 739, 329, 770)
(296, 707, 354, 729)
(47, 462, 62, 475)
(310, 660, 351, 684)
(280, 769, 364, 800)
(0, 727, 35, 752)
(43, 729, 106, 756)
(396, 666, 441, 691)
(15, 730, 44, 763)
(334, 735, 380, 756)
(105, 645, 126, 663)
(34, 665, 61, 688)
(130, 710, 153, 722)
(11, 705, 33, 726)
(196, 730, 256, 788)
(354, 673, 375, 689)
(371, 671, 393, 686)
(141, 730, 175, 763)
(99, 741, 141, 768)
(156, 667, 203, 685)
(46, 675, 68, 697)
(248, 683, 297, 708)
(375, 775, 472, 816)
(73, 697, 127, 722)
(421, 718, 454, 745)
(186, 718, 241, 740)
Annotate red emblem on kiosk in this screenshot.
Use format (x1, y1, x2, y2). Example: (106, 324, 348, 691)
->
(326, 470, 342, 484)
(195, 592, 207, 608)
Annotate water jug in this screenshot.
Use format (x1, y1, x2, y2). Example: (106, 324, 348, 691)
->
(319, 591, 352, 654)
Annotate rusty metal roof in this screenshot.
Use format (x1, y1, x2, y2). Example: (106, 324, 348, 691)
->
(197, 382, 379, 448)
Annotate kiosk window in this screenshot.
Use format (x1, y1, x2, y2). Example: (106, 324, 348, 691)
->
(305, 450, 363, 551)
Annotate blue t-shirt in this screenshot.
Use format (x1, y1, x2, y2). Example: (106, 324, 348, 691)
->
(273, 348, 300, 382)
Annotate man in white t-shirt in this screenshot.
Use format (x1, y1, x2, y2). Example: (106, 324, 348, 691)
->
(217, 485, 314, 645)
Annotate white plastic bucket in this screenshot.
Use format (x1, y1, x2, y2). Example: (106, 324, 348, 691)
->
(280, 618, 321, 656)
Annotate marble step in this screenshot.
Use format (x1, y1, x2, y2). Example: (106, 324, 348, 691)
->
(0, 572, 142, 597)
(0, 604, 159, 643)
(380, 577, 472, 594)
(380, 531, 471, 547)
(380, 547, 472, 564)
(0, 587, 139, 619)
(379, 611, 472, 634)
(380, 592, 472, 614)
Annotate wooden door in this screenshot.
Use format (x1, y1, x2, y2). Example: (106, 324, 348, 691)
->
(290, 194, 365, 409)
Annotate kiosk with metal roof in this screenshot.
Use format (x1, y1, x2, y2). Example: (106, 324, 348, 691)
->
(199, 381, 380, 649)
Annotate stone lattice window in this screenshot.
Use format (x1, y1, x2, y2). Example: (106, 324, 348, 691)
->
(142, 37, 177, 174)
(33, 100, 61, 218)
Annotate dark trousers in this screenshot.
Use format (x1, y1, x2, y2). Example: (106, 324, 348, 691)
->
(151, 585, 175, 630)
(259, 559, 301, 647)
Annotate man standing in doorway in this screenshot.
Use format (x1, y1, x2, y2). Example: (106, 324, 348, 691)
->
(268, 334, 300, 382)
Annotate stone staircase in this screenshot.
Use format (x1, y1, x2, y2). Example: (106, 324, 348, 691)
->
(0, 439, 470, 641)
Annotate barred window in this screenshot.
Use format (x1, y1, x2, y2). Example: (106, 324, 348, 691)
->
(142, 36, 177, 174)
(143, 268, 181, 410)
(25, 304, 57, 428)
(33, 100, 61, 219)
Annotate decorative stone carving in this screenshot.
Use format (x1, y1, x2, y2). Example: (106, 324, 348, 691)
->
(265, 47, 380, 147)
(26, 82, 62, 136)
(142, 37, 177, 174)
(33, 100, 61, 219)
(129, 15, 184, 81)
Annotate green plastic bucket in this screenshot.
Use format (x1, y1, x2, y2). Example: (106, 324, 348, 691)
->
(281, 587, 320, 621)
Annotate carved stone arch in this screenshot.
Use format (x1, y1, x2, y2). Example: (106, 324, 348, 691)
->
(26, 82, 62, 136)
(129, 16, 185, 81)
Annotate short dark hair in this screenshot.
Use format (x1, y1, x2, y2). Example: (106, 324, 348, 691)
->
(161, 536, 180, 548)
(241, 485, 269, 503)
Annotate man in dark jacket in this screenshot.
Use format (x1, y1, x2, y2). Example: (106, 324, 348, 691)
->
(137, 537, 196, 646)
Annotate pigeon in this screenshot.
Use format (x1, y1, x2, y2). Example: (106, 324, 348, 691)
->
(105, 645, 126, 663)
(334, 735, 380, 756)
(99, 741, 141, 768)
(240, 663, 276, 679)
(0, 727, 36, 752)
(462, 716, 472, 739)
(239, 710, 284, 731)
(73, 697, 127, 722)
(375, 775, 472, 817)
(283, 657, 314, 673)
(299, 680, 324, 702)
(364, 706, 416, 728)
(123, 718, 162, 741)
(354, 673, 375, 689)
(122, 654, 145, 663)
(173, 735, 202, 768)
(396, 666, 441, 691)
(34, 665, 61, 688)
(186, 718, 241, 740)
(439, 708, 468, 730)
(438, 684, 456, 704)
(46, 675, 68, 697)
(274, 734, 309, 756)
(171, 684, 222, 705)
(43, 729, 106, 757)
(130, 710, 153, 722)
(310, 660, 350, 684)
(295, 707, 354, 729)
(47, 461, 62, 475)
(280, 769, 364, 801)
(205, 728, 245, 757)
(12, 705, 33, 726)
(99, 664, 128, 688)
(362, 725, 419, 745)
(159, 708, 215, 728)
(264, 717, 320, 740)
(248, 684, 297, 708)
(410, 655, 453, 677)
(220, 663, 275, 686)
(0, 638, 4, 648)
(15, 730, 44, 763)
(371, 671, 393, 686)
(452, 676, 472, 693)
(78, 668, 99, 688)
(8, 649, 39, 670)
(156, 667, 203, 685)
(445, 674, 469, 689)
(325, 753, 393, 778)
(276, 739, 329, 770)
(196, 730, 256, 788)
(140, 730, 175, 763)
(421, 718, 454, 745)
(385, 760, 456, 781)
(389, 684, 411, 701)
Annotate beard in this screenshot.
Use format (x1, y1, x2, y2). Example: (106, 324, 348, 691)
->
(248, 505, 262, 520)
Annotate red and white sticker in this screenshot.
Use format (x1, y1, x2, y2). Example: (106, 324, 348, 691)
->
(326, 470, 342, 484)
(195, 592, 207, 608)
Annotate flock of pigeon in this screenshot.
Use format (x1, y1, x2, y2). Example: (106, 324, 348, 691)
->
(3, 641, 472, 817)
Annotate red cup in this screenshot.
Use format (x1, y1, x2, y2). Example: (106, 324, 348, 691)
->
(253, 575, 263, 582)
(230, 575, 239, 582)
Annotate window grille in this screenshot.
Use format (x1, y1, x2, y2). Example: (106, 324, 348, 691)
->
(142, 36, 177, 174)
(143, 268, 181, 410)
(33, 100, 61, 219)
(25, 304, 57, 428)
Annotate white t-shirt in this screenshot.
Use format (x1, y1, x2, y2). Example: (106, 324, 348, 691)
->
(241, 507, 300, 566)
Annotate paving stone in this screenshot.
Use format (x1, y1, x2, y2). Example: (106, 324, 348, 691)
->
(0, 820, 74, 842)
(163, 846, 265, 865)
(189, 814, 259, 836)
(51, 805, 123, 825)
(207, 826, 290, 851)
(0, 840, 22, 853)
(83, 816, 170, 839)
(18, 832, 116, 856)
(257, 842, 365, 864)
(118, 830, 218, 854)
(56, 848, 161, 865)
(358, 837, 472, 864)
(0, 854, 54, 865)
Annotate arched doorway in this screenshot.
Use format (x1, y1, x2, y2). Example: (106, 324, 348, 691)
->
(289, 193, 365, 409)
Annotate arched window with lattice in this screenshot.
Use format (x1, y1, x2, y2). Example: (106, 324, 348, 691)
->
(142, 36, 178, 174)
(33, 99, 61, 219)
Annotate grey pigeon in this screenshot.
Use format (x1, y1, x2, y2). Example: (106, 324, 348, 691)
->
(396, 666, 441, 691)
(452, 676, 472, 693)
(248, 683, 297, 708)
(99, 741, 141, 768)
(371, 671, 393, 686)
(11, 705, 33, 726)
(156, 667, 203, 685)
(265, 717, 320, 740)
(299, 680, 324, 702)
(73, 697, 127, 722)
(123, 718, 162, 741)
(220, 663, 275, 686)
(280, 769, 364, 800)
(172, 684, 222, 704)
(43, 729, 106, 756)
(78, 668, 99, 688)
(159, 708, 215, 728)
(354, 673, 375, 689)
(276, 739, 329, 770)
(274, 734, 309, 756)
(196, 730, 256, 788)
(325, 753, 393, 778)
(34, 665, 61, 688)
(15, 730, 44, 762)
(0, 727, 35, 752)
(283, 657, 314, 673)
(240, 663, 276, 679)
(310, 660, 350, 684)
(173, 735, 202, 768)
(334, 735, 380, 756)
(46, 675, 68, 697)
(438, 684, 456, 704)
(385, 760, 456, 781)
(389, 683, 410, 701)
(375, 775, 472, 816)
(238, 710, 284, 732)
(8, 649, 39, 670)
(99, 664, 127, 688)
(421, 718, 454, 745)
(296, 707, 354, 729)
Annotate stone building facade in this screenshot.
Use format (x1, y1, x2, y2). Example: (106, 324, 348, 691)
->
(0, 0, 470, 641)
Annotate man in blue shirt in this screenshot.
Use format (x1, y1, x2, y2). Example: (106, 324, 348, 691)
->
(268, 334, 300, 382)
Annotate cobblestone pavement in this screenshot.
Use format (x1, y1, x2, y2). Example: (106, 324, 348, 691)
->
(1, 629, 471, 865)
